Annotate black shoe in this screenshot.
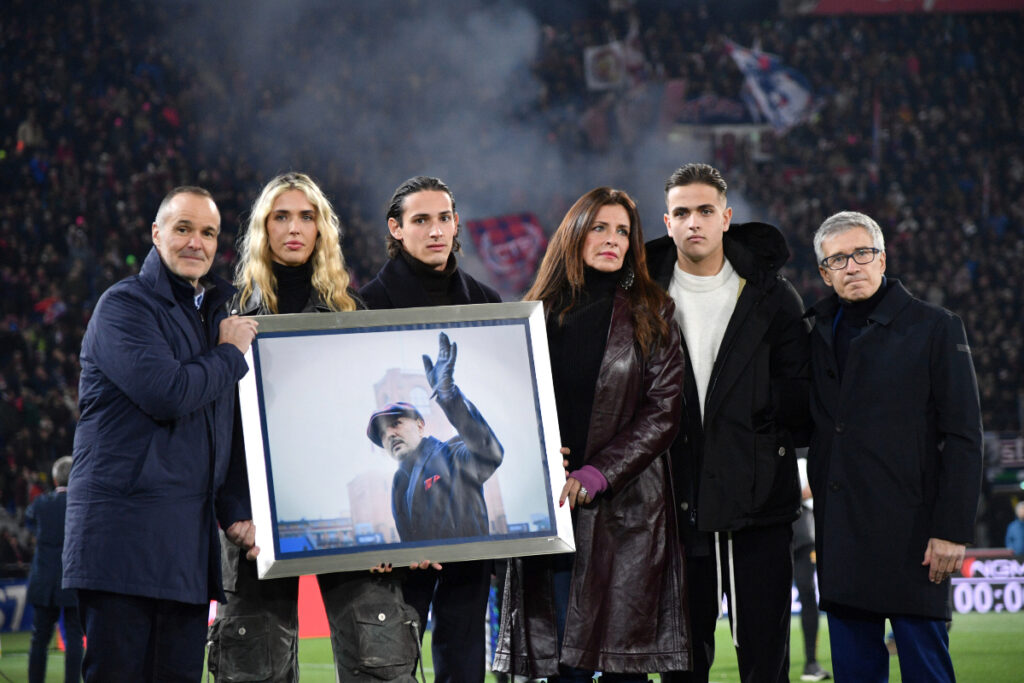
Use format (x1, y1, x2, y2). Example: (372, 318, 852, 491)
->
(801, 661, 832, 681)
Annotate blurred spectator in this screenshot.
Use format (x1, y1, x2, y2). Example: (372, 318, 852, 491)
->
(17, 110, 46, 151)
(1007, 501, 1024, 556)
(0, 526, 29, 577)
(25, 455, 82, 683)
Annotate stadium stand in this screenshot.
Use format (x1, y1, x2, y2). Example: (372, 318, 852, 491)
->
(1, 0, 1020, 565)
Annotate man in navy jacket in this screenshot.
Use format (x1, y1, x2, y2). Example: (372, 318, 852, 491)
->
(63, 187, 259, 681)
(806, 210, 982, 682)
(26, 456, 80, 683)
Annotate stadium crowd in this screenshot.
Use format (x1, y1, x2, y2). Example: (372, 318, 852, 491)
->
(529, 5, 1022, 434)
(1, 0, 1021, 573)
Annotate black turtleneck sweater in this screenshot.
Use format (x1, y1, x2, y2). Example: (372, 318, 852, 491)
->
(401, 249, 458, 306)
(834, 277, 888, 379)
(271, 260, 314, 314)
(547, 268, 619, 471)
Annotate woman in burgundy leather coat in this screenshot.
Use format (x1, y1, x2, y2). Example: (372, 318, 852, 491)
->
(493, 187, 691, 679)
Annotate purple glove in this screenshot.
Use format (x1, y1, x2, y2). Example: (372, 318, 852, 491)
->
(569, 465, 608, 498)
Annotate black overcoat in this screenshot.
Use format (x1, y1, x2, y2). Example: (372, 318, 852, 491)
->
(645, 223, 809, 537)
(806, 280, 983, 619)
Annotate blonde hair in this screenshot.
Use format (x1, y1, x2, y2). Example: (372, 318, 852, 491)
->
(235, 172, 357, 313)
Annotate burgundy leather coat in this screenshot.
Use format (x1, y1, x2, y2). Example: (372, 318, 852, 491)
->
(493, 290, 690, 675)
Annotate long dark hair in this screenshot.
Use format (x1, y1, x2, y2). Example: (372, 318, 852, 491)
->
(524, 187, 670, 357)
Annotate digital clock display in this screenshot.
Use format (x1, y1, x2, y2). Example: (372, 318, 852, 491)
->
(952, 578, 1023, 614)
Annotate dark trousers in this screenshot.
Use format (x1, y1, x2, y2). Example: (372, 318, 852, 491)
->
(211, 563, 417, 683)
(664, 523, 793, 683)
(212, 569, 302, 683)
(29, 604, 83, 683)
(403, 560, 491, 683)
(793, 542, 820, 664)
(827, 612, 954, 683)
(78, 589, 208, 682)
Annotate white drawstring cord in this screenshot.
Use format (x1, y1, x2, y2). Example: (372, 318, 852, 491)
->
(714, 530, 724, 619)
(714, 530, 740, 647)
(727, 531, 739, 647)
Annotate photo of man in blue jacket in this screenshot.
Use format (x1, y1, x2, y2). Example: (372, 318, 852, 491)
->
(366, 332, 504, 543)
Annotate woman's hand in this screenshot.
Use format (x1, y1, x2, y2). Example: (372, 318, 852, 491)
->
(560, 476, 592, 509)
(559, 446, 593, 508)
(410, 559, 443, 571)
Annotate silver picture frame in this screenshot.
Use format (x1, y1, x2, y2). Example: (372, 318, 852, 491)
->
(237, 302, 575, 579)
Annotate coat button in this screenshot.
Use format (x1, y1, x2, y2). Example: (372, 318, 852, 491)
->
(829, 481, 840, 492)
(377, 612, 386, 622)
(777, 446, 786, 456)
(835, 422, 844, 434)
(681, 501, 689, 511)
(238, 626, 247, 636)
(826, 369, 836, 378)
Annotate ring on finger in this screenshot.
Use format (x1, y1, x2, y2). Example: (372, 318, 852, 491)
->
(579, 486, 588, 498)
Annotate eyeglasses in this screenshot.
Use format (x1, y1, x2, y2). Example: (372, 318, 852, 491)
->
(819, 247, 881, 271)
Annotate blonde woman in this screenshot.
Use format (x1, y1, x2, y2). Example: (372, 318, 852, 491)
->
(208, 173, 419, 682)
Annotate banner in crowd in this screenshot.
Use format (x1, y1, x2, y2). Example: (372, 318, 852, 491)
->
(0, 578, 30, 632)
(465, 213, 548, 294)
(584, 41, 627, 90)
(787, 0, 1024, 15)
(724, 39, 815, 132)
(582, 13, 647, 91)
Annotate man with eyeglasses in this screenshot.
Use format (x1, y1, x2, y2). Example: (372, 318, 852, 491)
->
(806, 211, 982, 683)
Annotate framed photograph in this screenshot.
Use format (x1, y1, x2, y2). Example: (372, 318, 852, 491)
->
(237, 302, 575, 579)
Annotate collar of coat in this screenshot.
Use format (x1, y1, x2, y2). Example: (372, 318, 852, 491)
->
(805, 278, 914, 328)
(644, 221, 789, 291)
(230, 284, 335, 316)
(373, 254, 494, 307)
(140, 246, 235, 312)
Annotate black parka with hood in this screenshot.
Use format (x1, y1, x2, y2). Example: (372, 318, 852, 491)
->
(645, 221, 810, 549)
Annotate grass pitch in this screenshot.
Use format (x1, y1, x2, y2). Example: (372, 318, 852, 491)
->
(0, 611, 1020, 681)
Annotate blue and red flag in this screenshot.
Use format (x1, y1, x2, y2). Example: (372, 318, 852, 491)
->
(465, 213, 548, 295)
(724, 38, 815, 132)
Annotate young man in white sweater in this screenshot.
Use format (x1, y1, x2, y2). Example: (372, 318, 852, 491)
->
(646, 163, 814, 682)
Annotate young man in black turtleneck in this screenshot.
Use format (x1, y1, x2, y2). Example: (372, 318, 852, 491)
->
(359, 175, 501, 309)
(806, 210, 982, 683)
(359, 176, 500, 683)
